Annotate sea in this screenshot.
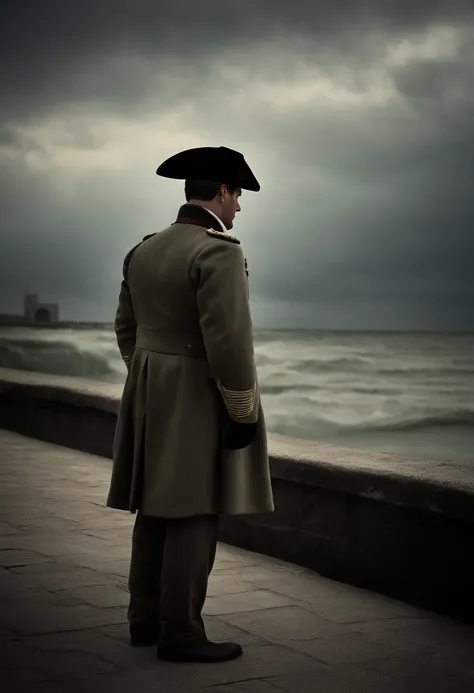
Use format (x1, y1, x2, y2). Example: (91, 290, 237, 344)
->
(0, 326, 473, 464)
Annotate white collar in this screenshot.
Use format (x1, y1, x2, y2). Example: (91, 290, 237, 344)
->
(203, 207, 228, 234)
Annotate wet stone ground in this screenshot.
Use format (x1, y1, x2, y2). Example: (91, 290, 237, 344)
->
(1, 429, 474, 692)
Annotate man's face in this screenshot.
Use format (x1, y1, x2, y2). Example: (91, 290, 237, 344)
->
(220, 186, 241, 230)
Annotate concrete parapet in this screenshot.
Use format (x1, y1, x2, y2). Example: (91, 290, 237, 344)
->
(0, 366, 472, 622)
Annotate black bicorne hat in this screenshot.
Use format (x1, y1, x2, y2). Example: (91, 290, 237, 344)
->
(156, 146, 260, 192)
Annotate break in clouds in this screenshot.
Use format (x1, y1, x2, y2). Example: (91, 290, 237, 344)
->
(1, 0, 473, 329)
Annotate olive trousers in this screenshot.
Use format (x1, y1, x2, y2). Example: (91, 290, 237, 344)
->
(127, 511, 219, 637)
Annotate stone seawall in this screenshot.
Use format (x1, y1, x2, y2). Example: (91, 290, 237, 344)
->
(0, 367, 473, 622)
(0, 316, 112, 329)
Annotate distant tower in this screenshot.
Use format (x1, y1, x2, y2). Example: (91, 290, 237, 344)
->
(23, 293, 59, 325)
(24, 294, 39, 321)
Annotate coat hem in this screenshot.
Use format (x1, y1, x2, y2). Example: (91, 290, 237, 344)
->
(106, 500, 274, 517)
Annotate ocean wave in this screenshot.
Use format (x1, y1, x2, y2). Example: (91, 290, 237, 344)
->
(0, 335, 123, 381)
(264, 405, 474, 433)
(364, 410, 474, 432)
(376, 366, 474, 377)
(261, 383, 405, 397)
(293, 356, 370, 372)
(255, 353, 372, 371)
(1, 329, 473, 441)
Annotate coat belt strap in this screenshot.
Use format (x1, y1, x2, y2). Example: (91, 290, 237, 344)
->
(135, 327, 206, 357)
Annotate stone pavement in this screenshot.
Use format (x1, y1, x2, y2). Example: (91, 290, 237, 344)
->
(1, 430, 474, 693)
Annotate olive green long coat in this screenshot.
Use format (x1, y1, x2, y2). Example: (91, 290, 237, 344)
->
(106, 212, 274, 518)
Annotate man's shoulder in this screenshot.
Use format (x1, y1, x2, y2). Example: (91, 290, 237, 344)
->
(122, 232, 160, 278)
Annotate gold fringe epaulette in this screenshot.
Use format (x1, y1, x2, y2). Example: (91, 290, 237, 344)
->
(205, 228, 240, 244)
(218, 382, 256, 418)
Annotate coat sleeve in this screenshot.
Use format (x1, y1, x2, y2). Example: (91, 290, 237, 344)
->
(193, 239, 259, 424)
(114, 249, 137, 371)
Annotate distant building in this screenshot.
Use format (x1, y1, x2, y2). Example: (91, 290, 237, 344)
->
(0, 295, 109, 329)
(23, 294, 59, 325)
(0, 294, 60, 327)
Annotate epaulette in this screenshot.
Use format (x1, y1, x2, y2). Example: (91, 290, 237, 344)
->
(205, 228, 240, 244)
(122, 233, 157, 280)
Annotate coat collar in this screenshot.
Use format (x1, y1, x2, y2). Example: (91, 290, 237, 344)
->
(173, 204, 225, 234)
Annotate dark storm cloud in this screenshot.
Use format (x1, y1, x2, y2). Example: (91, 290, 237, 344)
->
(1, 0, 472, 120)
(1, 0, 473, 328)
(238, 29, 474, 325)
(0, 169, 128, 310)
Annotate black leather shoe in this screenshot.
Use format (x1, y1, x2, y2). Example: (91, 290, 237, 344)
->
(156, 635, 243, 663)
(130, 623, 160, 646)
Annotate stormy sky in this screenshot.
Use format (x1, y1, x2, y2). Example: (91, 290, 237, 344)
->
(1, 1, 473, 330)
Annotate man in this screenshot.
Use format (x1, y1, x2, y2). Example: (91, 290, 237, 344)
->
(106, 146, 274, 663)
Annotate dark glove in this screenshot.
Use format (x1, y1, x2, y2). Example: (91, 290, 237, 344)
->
(223, 420, 258, 449)
(217, 393, 258, 450)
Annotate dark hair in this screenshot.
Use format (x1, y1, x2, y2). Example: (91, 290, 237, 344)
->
(184, 179, 238, 202)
